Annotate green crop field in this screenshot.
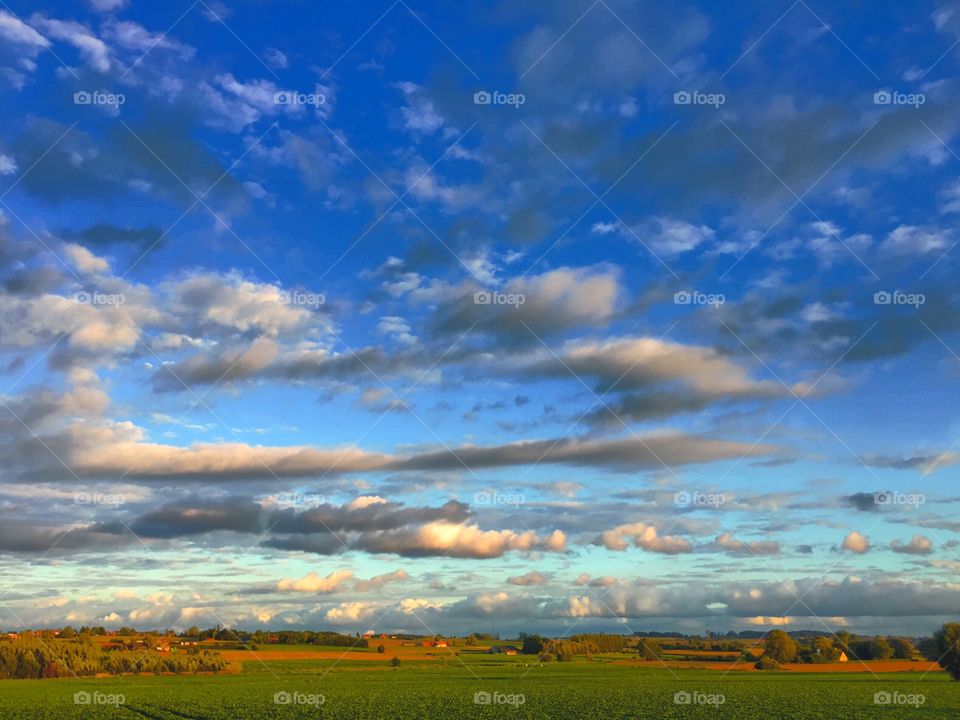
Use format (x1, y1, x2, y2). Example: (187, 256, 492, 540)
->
(0, 659, 956, 719)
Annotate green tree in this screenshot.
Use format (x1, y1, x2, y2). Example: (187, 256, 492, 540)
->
(521, 634, 544, 655)
(755, 655, 781, 670)
(890, 637, 915, 660)
(919, 636, 939, 661)
(763, 630, 798, 663)
(870, 638, 894, 660)
(390, 656, 401, 667)
(812, 637, 840, 661)
(637, 638, 663, 659)
(934, 623, 960, 680)
(376, 644, 385, 654)
(851, 637, 894, 660)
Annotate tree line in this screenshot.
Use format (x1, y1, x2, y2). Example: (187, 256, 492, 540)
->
(519, 633, 625, 661)
(0, 638, 229, 680)
(757, 624, 960, 678)
(179, 627, 366, 648)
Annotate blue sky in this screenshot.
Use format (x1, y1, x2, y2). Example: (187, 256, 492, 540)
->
(1, 0, 959, 637)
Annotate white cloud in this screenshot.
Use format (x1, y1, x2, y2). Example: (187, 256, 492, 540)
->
(747, 615, 791, 626)
(104, 20, 193, 57)
(31, 16, 111, 72)
(715, 533, 780, 556)
(0, 153, 17, 175)
(277, 570, 354, 593)
(64, 243, 109, 273)
(0, 11, 49, 49)
(939, 178, 960, 214)
(841, 531, 869, 554)
(399, 597, 443, 613)
(345, 496, 389, 511)
(807, 221, 872, 267)
(393, 81, 445, 135)
(619, 97, 638, 117)
(600, 523, 692, 553)
(324, 601, 377, 623)
(264, 48, 288, 69)
(573, 574, 619, 587)
(507, 571, 550, 586)
(890, 534, 933, 555)
(377, 315, 417, 345)
(594, 217, 714, 255)
(403, 164, 482, 211)
(162, 272, 315, 336)
(521, 336, 795, 401)
(882, 225, 951, 254)
(73, 438, 390, 479)
(355, 569, 408, 592)
(361, 521, 567, 559)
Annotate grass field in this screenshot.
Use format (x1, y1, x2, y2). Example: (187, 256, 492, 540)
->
(1, 656, 956, 719)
